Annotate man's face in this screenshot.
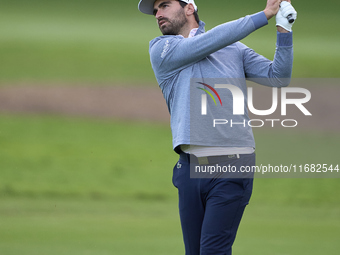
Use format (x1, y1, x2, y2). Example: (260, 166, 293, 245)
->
(153, 0, 188, 35)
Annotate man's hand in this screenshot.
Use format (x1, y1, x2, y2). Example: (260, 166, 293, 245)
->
(276, 1, 297, 32)
(264, 0, 282, 20)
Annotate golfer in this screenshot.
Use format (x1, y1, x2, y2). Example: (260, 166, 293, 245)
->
(138, 0, 297, 254)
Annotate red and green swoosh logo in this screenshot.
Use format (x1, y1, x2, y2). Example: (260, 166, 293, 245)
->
(197, 82, 223, 106)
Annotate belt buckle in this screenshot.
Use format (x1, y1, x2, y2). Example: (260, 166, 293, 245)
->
(197, 156, 209, 165)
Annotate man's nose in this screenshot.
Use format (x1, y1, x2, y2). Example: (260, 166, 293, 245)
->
(155, 9, 163, 19)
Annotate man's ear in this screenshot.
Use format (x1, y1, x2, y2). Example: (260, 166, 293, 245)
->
(185, 3, 195, 16)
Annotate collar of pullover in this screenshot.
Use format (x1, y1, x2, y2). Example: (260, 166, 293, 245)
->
(187, 20, 206, 38)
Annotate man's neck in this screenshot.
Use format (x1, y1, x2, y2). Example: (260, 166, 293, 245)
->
(179, 22, 199, 38)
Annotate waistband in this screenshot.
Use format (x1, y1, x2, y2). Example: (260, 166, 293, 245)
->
(180, 152, 241, 165)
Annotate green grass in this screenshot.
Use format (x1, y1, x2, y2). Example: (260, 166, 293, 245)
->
(0, 198, 184, 255)
(0, 115, 339, 254)
(0, 0, 339, 84)
(0, 198, 339, 255)
(0, 115, 177, 199)
(1, 115, 339, 203)
(235, 203, 340, 255)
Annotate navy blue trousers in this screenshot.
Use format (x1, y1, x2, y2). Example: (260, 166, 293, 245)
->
(172, 153, 255, 255)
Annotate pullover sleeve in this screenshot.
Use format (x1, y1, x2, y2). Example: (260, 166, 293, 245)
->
(241, 31, 294, 87)
(149, 12, 268, 81)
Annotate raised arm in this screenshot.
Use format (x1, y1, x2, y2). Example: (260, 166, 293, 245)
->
(150, 0, 285, 79)
(150, 12, 268, 79)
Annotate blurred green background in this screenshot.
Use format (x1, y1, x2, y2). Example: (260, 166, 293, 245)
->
(0, 0, 339, 254)
(0, 0, 339, 83)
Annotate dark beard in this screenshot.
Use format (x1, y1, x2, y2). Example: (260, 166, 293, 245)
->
(159, 9, 187, 35)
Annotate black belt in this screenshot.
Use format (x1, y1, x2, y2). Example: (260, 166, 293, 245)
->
(180, 152, 240, 165)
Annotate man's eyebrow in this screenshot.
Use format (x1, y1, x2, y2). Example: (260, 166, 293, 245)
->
(153, 1, 172, 15)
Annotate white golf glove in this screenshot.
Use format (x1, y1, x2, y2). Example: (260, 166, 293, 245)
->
(276, 1, 297, 32)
